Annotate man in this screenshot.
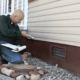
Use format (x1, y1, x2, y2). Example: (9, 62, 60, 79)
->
(0, 9, 29, 64)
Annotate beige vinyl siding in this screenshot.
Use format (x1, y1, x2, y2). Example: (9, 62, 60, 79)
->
(28, 0, 80, 47)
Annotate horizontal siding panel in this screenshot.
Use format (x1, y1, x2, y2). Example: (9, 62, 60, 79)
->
(29, 32, 80, 46)
(28, 27, 80, 35)
(29, 33, 80, 42)
(28, 4, 80, 18)
(29, 0, 57, 8)
(28, 12, 80, 22)
(34, 37, 80, 47)
(28, 20, 80, 27)
(29, 0, 80, 13)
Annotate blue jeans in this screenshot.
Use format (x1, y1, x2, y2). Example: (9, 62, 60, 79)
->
(0, 41, 23, 64)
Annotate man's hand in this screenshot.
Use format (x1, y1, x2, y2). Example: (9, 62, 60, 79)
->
(21, 31, 28, 38)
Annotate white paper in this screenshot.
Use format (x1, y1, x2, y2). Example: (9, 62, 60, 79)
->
(12, 46, 26, 52)
(1, 43, 27, 52)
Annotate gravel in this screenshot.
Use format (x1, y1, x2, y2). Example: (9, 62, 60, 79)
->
(0, 57, 80, 80)
(27, 57, 80, 80)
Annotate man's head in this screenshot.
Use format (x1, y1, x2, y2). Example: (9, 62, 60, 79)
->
(10, 9, 24, 24)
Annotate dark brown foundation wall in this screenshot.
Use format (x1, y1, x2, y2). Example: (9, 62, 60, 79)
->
(22, 37, 80, 74)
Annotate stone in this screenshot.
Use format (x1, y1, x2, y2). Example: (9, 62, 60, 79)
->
(10, 72, 20, 78)
(37, 68, 48, 74)
(8, 64, 37, 70)
(38, 70, 44, 75)
(1, 67, 15, 76)
(0, 65, 7, 69)
(29, 71, 38, 75)
(16, 75, 24, 80)
(30, 74, 40, 80)
(25, 75, 30, 79)
(24, 61, 28, 65)
(0, 65, 7, 73)
(37, 67, 41, 70)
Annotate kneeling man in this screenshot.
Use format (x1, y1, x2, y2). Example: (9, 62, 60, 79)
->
(0, 9, 29, 64)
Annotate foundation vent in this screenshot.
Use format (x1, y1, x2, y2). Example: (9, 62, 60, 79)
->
(52, 47, 65, 58)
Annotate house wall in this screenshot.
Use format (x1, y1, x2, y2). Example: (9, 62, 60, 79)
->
(28, 0, 80, 47)
(27, 0, 80, 74)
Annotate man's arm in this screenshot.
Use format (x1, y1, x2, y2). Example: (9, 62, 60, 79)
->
(21, 31, 28, 38)
(13, 25, 28, 45)
(14, 32, 28, 46)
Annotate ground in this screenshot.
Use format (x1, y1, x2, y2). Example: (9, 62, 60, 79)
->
(0, 57, 80, 80)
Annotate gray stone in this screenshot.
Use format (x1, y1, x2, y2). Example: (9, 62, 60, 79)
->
(0, 74, 14, 80)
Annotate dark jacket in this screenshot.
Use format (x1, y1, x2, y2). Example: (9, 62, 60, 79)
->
(0, 15, 21, 45)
